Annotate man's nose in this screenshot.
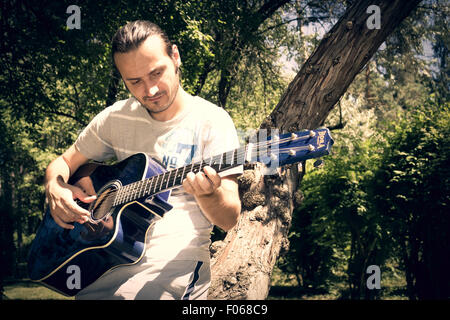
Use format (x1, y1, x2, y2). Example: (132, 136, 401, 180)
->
(148, 85, 159, 96)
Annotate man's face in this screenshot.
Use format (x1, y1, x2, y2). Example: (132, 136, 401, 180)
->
(114, 36, 181, 116)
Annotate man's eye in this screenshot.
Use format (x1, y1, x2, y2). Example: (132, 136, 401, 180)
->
(131, 80, 140, 85)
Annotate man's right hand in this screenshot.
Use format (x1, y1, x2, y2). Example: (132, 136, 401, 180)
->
(44, 145, 93, 229)
(46, 176, 96, 229)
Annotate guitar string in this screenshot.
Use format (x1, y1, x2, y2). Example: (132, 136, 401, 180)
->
(86, 134, 319, 215)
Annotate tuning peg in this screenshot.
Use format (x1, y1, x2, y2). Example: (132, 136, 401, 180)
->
(291, 133, 297, 139)
(313, 159, 324, 168)
(288, 149, 296, 156)
(309, 130, 316, 137)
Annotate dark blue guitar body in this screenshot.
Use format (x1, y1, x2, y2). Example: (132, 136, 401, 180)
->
(27, 153, 172, 296)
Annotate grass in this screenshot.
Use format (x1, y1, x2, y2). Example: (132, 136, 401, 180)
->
(3, 280, 73, 300)
(3, 262, 408, 300)
(3, 277, 408, 300)
(267, 263, 409, 300)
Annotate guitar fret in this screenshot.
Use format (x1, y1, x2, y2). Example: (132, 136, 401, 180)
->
(181, 165, 186, 184)
(225, 149, 234, 168)
(118, 187, 124, 204)
(131, 183, 137, 200)
(131, 183, 136, 200)
(246, 143, 253, 163)
(218, 152, 223, 171)
(148, 176, 155, 196)
(132, 181, 137, 199)
(124, 185, 130, 203)
(238, 146, 245, 166)
(209, 154, 220, 172)
(144, 178, 150, 198)
(138, 181, 142, 197)
(137, 180, 143, 199)
(222, 152, 228, 170)
(172, 168, 179, 187)
(128, 183, 134, 201)
(153, 175, 160, 194)
(113, 191, 119, 206)
(122, 187, 126, 203)
(132, 181, 138, 199)
(145, 179, 151, 197)
(119, 189, 124, 205)
(165, 171, 171, 189)
(159, 172, 166, 191)
(113, 191, 118, 206)
(175, 167, 183, 186)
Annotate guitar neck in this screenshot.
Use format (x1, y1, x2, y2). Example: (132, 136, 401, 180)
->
(113, 146, 247, 206)
(111, 128, 332, 207)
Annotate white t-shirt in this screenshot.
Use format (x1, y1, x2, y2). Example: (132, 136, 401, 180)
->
(75, 95, 242, 263)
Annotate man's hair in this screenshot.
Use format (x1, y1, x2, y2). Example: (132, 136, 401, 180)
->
(111, 20, 173, 60)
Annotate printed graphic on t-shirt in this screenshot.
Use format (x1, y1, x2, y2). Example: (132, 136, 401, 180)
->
(160, 128, 200, 169)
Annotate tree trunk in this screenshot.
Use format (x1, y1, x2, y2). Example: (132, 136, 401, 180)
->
(208, 0, 422, 300)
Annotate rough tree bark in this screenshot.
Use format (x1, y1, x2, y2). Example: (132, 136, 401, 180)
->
(208, 0, 422, 300)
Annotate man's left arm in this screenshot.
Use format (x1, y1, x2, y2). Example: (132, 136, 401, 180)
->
(182, 166, 241, 231)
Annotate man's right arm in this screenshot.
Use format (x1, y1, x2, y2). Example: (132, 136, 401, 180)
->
(45, 144, 96, 229)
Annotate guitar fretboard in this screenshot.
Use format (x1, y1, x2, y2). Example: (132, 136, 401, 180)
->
(110, 129, 324, 206)
(112, 146, 247, 206)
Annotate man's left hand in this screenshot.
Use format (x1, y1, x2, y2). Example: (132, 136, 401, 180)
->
(182, 166, 221, 197)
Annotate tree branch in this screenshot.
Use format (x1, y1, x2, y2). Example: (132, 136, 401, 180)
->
(256, 0, 291, 24)
(45, 110, 87, 127)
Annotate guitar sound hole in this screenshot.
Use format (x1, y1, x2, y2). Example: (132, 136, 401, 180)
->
(91, 188, 115, 221)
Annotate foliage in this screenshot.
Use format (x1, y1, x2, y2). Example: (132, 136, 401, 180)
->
(277, 95, 449, 299)
(275, 3, 449, 298)
(277, 94, 389, 299)
(372, 97, 450, 299)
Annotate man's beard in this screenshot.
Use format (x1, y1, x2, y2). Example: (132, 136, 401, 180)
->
(142, 87, 178, 115)
(140, 66, 180, 116)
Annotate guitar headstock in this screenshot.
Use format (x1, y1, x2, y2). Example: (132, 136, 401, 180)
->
(255, 128, 334, 170)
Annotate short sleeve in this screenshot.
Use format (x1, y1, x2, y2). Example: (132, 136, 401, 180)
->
(202, 108, 243, 177)
(74, 108, 116, 162)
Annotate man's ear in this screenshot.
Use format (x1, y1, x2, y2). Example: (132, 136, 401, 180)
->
(171, 44, 181, 68)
